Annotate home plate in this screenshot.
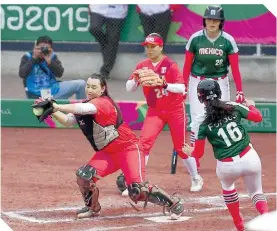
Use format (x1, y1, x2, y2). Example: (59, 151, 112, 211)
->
(145, 216, 192, 223)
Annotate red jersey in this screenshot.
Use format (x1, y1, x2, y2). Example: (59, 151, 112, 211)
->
(130, 55, 184, 110)
(75, 96, 138, 153)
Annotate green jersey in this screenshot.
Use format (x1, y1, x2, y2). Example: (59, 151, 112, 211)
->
(186, 30, 239, 78)
(196, 102, 250, 160)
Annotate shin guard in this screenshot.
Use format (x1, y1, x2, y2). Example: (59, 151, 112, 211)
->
(76, 165, 101, 217)
(128, 182, 184, 217)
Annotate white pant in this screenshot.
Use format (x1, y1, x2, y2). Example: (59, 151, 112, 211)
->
(216, 146, 264, 199)
(188, 75, 230, 141)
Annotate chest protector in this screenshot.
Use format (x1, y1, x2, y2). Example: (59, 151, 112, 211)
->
(75, 99, 123, 151)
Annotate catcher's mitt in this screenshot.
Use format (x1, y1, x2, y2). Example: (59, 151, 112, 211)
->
(32, 98, 56, 122)
(135, 69, 166, 87)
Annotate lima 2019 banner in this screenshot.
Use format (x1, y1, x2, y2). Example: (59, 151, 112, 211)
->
(1, 4, 276, 44)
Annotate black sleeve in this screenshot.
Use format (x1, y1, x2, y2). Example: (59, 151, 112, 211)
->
(18, 55, 38, 79)
(48, 55, 64, 77)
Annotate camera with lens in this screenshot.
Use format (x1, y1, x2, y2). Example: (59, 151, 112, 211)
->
(40, 46, 50, 55)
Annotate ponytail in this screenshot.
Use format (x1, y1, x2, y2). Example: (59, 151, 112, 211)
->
(204, 99, 235, 126)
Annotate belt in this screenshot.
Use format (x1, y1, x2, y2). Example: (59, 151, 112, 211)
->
(191, 74, 227, 81)
(219, 145, 251, 162)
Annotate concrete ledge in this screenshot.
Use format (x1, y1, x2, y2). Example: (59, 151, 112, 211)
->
(2, 51, 276, 82)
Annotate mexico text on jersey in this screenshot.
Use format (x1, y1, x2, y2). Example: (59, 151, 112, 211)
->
(186, 30, 239, 78)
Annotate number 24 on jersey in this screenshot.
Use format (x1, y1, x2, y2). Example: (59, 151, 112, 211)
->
(154, 88, 168, 98)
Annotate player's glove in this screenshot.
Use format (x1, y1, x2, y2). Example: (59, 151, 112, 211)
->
(135, 69, 167, 87)
(236, 91, 245, 103)
(32, 98, 56, 122)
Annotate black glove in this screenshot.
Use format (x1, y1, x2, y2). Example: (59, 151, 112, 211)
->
(32, 98, 56, 123)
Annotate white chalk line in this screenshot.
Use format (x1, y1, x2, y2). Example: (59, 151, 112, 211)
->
(2, 207, 228, 224)
(5, 192, 276, 214)
(80, 223, 160, 231)
(2, 211, 163, 224)
(2, 192, 276, 225)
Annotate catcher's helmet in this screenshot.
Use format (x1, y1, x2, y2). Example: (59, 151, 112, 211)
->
(197, 79, 222, 103)
(203, 6, 225, 29)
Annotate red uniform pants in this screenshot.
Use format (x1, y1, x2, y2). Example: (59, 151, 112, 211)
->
(88, 144, 145, 185)
(139, 106, 188, 159)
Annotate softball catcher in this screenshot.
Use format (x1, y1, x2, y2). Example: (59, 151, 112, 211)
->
(32, 73, 184, 220)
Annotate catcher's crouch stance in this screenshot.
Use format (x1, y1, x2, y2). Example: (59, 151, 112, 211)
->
(33, 73, 184, 219)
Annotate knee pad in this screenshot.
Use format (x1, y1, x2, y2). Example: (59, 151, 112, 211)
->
(76, 164, 98, 186)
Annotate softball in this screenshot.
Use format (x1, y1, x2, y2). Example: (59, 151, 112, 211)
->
(33, 107, 44, 116)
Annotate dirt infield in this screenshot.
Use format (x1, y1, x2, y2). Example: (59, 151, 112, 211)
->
(1, 128, 276, 231)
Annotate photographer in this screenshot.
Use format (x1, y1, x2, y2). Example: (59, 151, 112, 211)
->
(19, 35, 86, 99)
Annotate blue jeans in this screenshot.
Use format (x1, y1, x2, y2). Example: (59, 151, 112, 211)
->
(25, 80, 86, 100)
(54, 80, 86, 99)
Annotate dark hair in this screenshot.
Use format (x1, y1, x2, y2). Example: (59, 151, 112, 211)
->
(204, 99, 235, 126)
(147, 32, 163, 39)
(36, 35, 53, 46)
(88, 73, 123, 119)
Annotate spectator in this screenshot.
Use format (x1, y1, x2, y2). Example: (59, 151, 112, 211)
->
(19, 35, 86, 99)
(88, 4, 128, 80)
(137, 4, 180, 43)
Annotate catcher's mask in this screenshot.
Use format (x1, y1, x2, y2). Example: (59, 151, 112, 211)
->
(141, 33, 164, 47)
(203, 6, 225, 30)
(197, 79, 222, 103)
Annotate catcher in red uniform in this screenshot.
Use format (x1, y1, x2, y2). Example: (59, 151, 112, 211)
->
(32, 73, 184, 220)
(117, 33, 203, 195)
